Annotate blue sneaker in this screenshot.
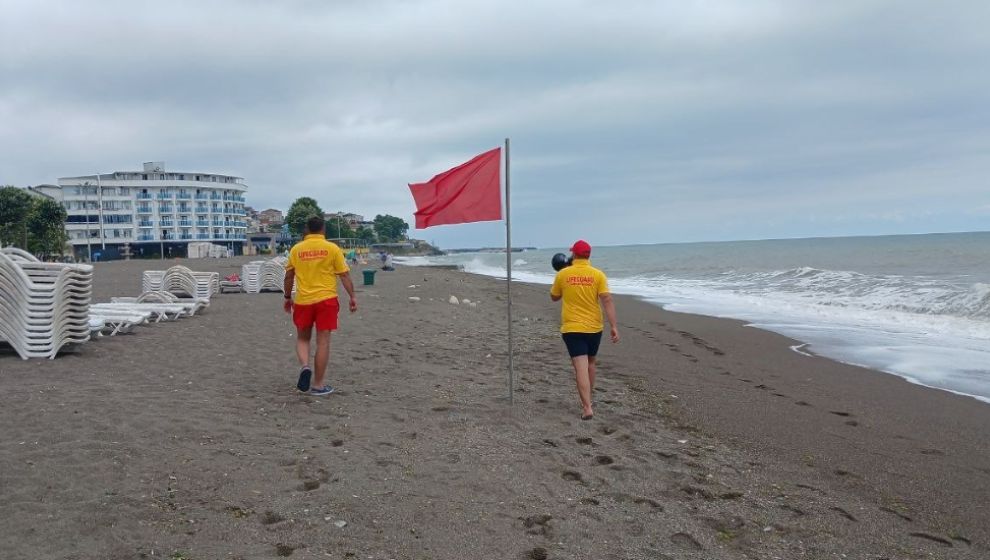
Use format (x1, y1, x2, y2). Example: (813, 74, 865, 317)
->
(310, 385, 335, 396)
(296, 367, 312, 393)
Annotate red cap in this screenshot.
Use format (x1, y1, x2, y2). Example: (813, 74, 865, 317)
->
(570, 239, 591, 258)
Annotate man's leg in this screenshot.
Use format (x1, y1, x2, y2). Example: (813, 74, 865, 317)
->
(571, 355, 594, 417)
(295, 326, 312, 367)
(588, 355, 597, 394)
(312, 330, 332, 388)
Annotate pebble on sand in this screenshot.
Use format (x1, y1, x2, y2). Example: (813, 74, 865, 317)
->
(334, 520, 348, 528)
(409, 297, 421, 302)
(449, 296, 460, 305)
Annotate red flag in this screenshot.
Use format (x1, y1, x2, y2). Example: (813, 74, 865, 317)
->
(408, 147, 502, 229)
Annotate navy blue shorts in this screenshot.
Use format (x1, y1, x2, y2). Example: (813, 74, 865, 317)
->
(562, 331, 603, 358)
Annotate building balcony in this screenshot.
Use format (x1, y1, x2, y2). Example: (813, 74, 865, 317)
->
(194, 193, 208, 200)
(136, 193, 153, 200)
(136, 205, 153, 213)
(233, 221, 247, 228)
(138, 235, 154, 241)
(210, 194, 222, 200)
(160, 221, 174, 228)
(195, 206, 210, 213)
(196, 220, 210, 227)
(159, 205, 174, 213)
(179, 234, 193, 240)
(210, 206, 222, 213)
(156, 193, 172, 200)
(138, 221, 154, 228)
(196, 234, 211, 240)
(178, 220, 193, 227)
(177, 193, 192, 200)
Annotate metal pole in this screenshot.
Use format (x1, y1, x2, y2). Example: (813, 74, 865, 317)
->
(96, 172, 105, 250)
(505, 138, 513, 404)
(84, 182, 93, 262)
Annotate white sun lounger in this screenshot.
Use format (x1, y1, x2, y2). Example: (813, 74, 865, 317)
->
(90, 303, 191, 321)
(89, 310, 153, 336)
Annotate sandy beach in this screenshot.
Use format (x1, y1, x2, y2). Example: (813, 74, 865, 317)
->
(1, 257, 988, 559)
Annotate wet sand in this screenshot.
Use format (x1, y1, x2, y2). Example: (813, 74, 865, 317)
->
(1, 258, 988, 559)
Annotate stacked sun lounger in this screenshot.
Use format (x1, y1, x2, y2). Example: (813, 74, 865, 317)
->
(241, 257, 287, 294)
(241, 262, 263, 293)
(0, 247, 94, 359)
(260, 257, 287, 292)
(141, 266, 219, 299)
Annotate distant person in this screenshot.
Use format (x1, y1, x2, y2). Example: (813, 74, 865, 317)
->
(382, 253, 394, 271)
(283, 216, 358, 395)
(550, 240, 619, 420)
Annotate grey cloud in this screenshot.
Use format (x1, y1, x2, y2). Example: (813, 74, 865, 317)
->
(1, 0, 988, 248)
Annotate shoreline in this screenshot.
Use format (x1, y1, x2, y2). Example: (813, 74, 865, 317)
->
(429, 262, 990, 408)
(1, 258, 987, 558)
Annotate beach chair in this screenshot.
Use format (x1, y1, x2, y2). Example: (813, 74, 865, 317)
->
(0, 248, 93, 359)
(89, 309, 153, 336)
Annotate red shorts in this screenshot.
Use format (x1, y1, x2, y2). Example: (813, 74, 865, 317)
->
(293, 298, 339, 331)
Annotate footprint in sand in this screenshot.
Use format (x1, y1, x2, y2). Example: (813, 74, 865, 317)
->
(669, 532, 703, 550)
(829, 410, 853, 417)
(594, 455, 615, 466)
(598, 426, 617, 435)
(275, 544, 295, 557)
(561, 470, 584, 483)
(260, 511, 285, 525)
(298, 480, 320, 491)
(831, 506, 858, 522)
(633, 497, 662, 509)
(879, 506, 913, 522)
(909, 532, 954, 547)
(576, 436, 594, 445)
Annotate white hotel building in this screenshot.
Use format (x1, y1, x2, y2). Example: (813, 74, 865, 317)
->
(33, 162, 248, 260)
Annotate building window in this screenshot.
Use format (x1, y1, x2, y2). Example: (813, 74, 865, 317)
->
(142, 174, 148, 180)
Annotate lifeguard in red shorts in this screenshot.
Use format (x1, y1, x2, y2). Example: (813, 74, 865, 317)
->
(283, 216, 358, 395)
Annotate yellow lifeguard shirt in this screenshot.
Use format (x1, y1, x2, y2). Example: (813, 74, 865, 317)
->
(550, 258, 610, 333)
(286, 234, 350, 305)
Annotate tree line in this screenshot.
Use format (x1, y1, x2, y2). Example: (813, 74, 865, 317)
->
(285, 197, 409, 243)
(0, 186, 69, 256)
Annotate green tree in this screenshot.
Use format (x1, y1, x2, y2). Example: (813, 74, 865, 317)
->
(27, 197, 68, 256)
(285, 197, 324, 237)
(356, 226, 376, 243)
(326, 214, 355, 239)
(373, 214, 409, 242)
(0, 186, 34, 248)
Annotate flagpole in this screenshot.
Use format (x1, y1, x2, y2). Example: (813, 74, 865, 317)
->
(505, 137, 513, 405)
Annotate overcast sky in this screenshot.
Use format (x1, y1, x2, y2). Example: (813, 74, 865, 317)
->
(2, 0, 988, 248)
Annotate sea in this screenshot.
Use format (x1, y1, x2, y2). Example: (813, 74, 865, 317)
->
(398, 231, 990, 404)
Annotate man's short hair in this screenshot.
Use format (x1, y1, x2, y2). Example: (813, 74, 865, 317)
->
(306, 215, 325, 234)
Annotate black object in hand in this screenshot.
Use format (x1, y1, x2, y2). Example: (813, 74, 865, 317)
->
(551, 253, 573, 271)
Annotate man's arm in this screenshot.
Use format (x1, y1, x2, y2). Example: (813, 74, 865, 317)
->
(338, 271, 358, 312)
(600, 292, 619, 343)
(283, 268, 295, 313)
(551, 294, 562, 302)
